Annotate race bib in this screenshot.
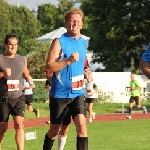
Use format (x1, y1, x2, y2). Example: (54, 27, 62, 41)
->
(72, 75, 84, 90)
(7, 80, 19, 91)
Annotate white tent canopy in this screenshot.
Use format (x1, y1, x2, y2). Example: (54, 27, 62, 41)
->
(36, 27, 90, 42)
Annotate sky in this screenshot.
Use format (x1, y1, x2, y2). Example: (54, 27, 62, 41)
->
(5, 0, 58, 10)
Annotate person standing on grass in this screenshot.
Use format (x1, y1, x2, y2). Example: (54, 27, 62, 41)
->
(43, 8, 89, 150)
(0, 34, 32, 150)
(126, 74, 147, 120)
(22, 78, 40, 118)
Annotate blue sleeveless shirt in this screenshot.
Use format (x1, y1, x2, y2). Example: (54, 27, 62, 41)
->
(50, 33, 88, 98)
(142, 43, 150, 62)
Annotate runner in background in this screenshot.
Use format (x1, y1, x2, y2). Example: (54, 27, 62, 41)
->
(126, 74, 147, 119)
(45, 79, 51, 124)
(85, 79, 98, 122)
(45, 79, 51, 104)
(22, 78, 40, 118)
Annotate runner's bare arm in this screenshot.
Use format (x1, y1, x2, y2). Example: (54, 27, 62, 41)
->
(24, 82, 35, 89)
(46, 39, 77, 73)
(140, 59, 150, 79)
(94, 86, 99, 93)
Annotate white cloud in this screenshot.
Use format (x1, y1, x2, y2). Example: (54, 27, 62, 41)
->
(5, 0, 58, 10)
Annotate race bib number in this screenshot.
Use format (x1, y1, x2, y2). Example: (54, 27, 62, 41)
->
(72, 75, 84, 90)
(7, 80, 19, 91)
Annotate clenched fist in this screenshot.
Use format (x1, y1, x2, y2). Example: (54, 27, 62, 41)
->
(3, 68, 11, 77)
(69, 51, 79, 63)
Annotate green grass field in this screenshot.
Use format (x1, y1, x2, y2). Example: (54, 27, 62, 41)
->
(3, 119, 150, 150)
(3, 101, 150, 149)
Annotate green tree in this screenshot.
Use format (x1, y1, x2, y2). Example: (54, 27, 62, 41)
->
(37, 3, 58, 34)
(0, 0, 12, 53)
(10, 6, 41, 55)
(27, 41, 50, 79)
(37, 0, 76, 35)
(80, 0, 150, 72)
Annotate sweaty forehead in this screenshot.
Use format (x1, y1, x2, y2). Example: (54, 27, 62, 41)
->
(8, 38, 18, 44)
(69, 14, 82, 19)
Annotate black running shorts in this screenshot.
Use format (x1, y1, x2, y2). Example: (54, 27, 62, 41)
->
(25, 94, 33, 106)
(50, 95, 85, 124)
(0, 95, 26, 122)
(85, 98, 96, 103)
(129, 96, 139, 105)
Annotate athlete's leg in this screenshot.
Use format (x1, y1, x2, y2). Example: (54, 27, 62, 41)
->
(43, 97, 69, 150)
(129, 102, 134, 115)
(126, 97, 134, 119)
(87, 103, 94, 119)
(136, 96, 141, 108)
(135, 96, 147, 114)
(13, 116, 24, 150)
(58, 108, 71, 150)
(58, 125, 69, 150)
(25, 95, 39, 117)
(74, 114, 88, 150)
(69, 96, 88, 150)
(85, 98, 94, 121)
(12, 95, 25, 150)
(27, 104, 33, 112)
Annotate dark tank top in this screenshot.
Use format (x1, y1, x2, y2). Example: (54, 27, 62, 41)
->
(0, 54, 25, 98)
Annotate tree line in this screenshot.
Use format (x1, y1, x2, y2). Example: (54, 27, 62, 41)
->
(0, 0, 150, 78)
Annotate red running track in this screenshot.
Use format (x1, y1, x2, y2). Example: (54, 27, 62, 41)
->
(8, 113, 150, 130)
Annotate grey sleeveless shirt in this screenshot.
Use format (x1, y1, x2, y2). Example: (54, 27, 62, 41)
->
(0, 54, 25, 98)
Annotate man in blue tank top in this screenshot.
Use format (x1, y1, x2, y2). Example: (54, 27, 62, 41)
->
(0, 34, 33, 150)
(43, 8, 89, 150)
(140, 43, 150, 78)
